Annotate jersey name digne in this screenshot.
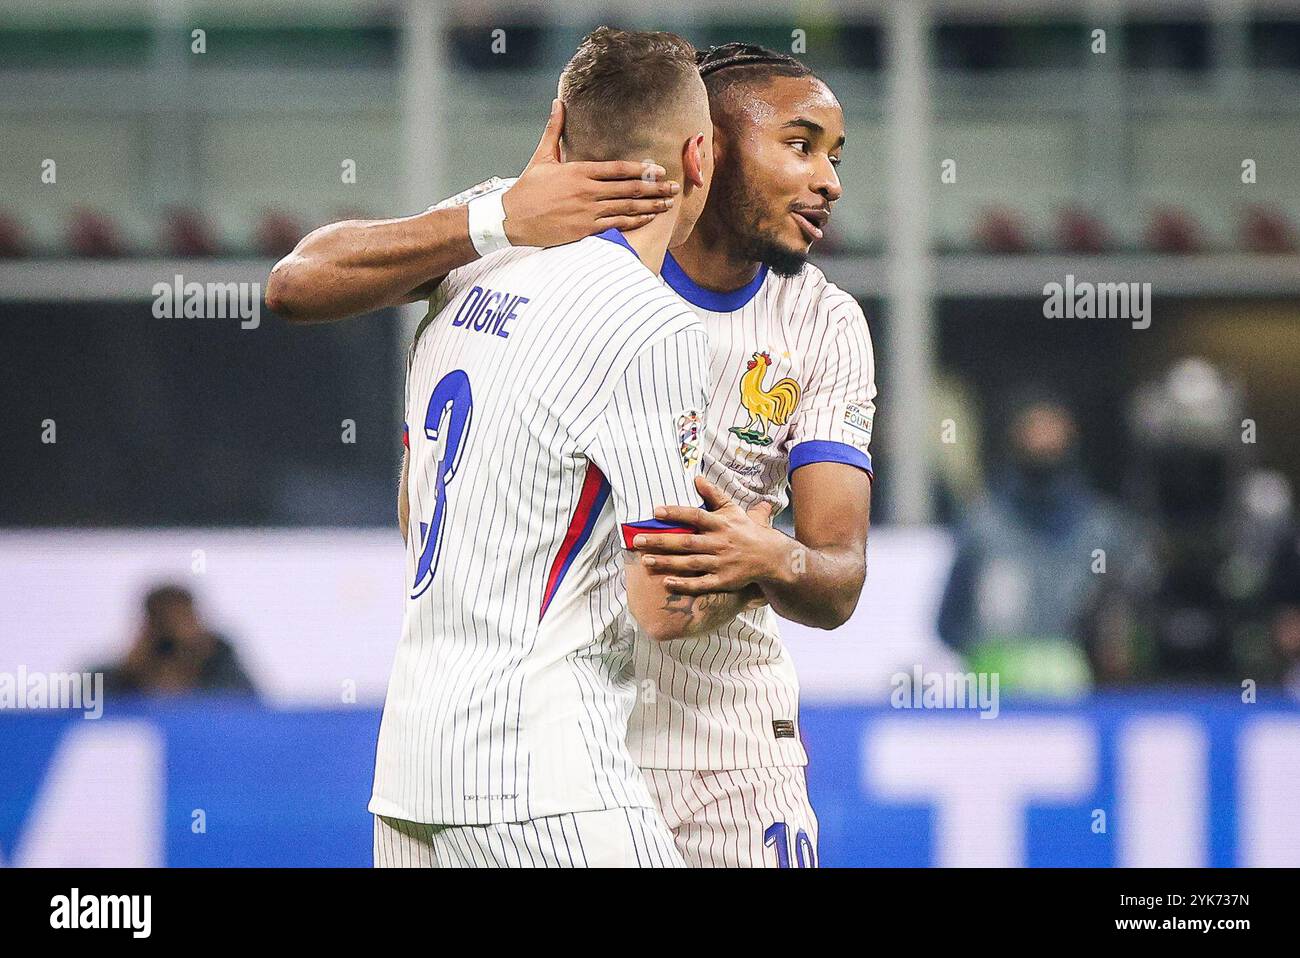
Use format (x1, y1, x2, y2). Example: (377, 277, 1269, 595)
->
(370, 229, 713, 825)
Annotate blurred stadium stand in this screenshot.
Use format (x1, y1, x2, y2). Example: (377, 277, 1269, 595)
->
(0, 3, 1298, 257)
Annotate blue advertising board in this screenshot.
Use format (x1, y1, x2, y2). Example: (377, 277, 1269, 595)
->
(1, 695, 1296, 867)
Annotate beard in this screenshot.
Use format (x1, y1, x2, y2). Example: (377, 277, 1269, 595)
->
(711, 164, 810, 278)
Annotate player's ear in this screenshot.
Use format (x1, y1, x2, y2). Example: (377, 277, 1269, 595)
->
(682, 133, 706, 190)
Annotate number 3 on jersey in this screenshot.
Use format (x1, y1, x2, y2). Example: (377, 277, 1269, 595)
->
(411, 370, 474, 598)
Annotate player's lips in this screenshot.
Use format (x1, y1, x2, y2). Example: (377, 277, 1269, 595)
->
(792, 208, 828, 242)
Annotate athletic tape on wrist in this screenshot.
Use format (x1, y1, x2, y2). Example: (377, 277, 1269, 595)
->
(467, 191, 511, 256)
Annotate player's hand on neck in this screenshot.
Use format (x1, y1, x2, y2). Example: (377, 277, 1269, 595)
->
(614, 130, 710, 276)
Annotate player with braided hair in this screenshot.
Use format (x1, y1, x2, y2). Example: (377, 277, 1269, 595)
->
(622, 41, 877, 868)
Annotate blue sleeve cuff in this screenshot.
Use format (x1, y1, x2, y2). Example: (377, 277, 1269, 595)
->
(622, 518, 689, 532)
(621, 519, 696, 549)
(789, 440, 873, 478)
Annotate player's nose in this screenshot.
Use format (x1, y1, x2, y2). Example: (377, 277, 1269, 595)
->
(813, 164, 843, 205)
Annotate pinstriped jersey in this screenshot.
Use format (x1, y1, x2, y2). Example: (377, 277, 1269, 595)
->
(369, 231, 711, 825)
(627, 254, 877, 770)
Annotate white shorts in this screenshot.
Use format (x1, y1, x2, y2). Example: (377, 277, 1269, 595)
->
(644, 766, 820, 868)
(373, 806, 685, 868)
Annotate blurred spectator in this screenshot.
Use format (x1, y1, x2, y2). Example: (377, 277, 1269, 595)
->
(1087, 359, 1285, 685)
(1265, 529, 1300, 698)
(91, 584, 258, 698)
(937, 392, 1139, 695)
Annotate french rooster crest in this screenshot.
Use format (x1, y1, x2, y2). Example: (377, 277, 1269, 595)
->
(729, 351, 801, 446)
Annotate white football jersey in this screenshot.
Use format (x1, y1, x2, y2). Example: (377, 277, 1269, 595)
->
(627, 253, 877, 770)
(369, 230, 712, 825)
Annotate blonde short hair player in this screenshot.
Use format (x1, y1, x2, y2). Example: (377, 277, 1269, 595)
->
(367, 28, 733, 867)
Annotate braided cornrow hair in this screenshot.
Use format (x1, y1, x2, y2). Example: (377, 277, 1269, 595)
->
(694, 42, 818, 129)
(696, 41, 813, 81)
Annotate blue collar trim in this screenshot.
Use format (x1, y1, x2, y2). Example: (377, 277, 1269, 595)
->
(595, 228, 639, 260)
(661, 251, 767, 312)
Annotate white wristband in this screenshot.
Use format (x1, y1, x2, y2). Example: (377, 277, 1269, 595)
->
(467, 191, 511, 256)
